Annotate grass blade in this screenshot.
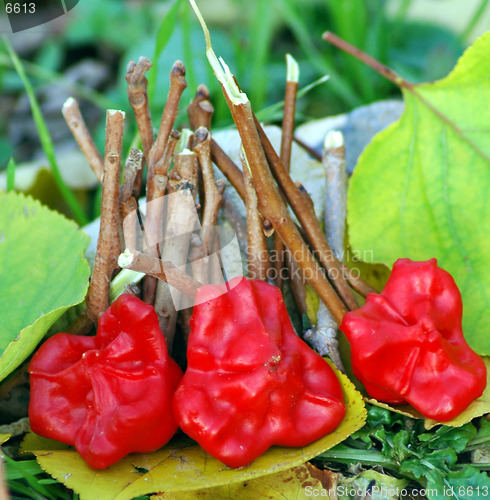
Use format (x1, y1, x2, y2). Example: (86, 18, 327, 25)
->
(181, 0, 198, 92)
(460, 0, 490, 42)
(3, 455, 56, 500)
(248, 0, 276, 110)
(148, 0, 183, 100)
(256, 74, 330, 122)
(3, 37, 88, 225)
(6, 157, 16, 192)
(277, 0, 360, 107)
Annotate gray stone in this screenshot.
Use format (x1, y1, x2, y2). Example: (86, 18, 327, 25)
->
(295, 100, 405, 174)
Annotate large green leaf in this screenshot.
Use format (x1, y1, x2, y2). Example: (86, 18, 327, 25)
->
(29, 361, 366, 500)
(347, 33, 490, 354)
(0, 192, 90, 380)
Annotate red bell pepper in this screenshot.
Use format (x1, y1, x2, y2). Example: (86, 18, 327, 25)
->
(173, 277, 346, 468)
(29, 294, 183, 469)
(340, 258, 486, 421)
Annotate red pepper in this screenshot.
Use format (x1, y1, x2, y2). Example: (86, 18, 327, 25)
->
(340, 258, 486, 421)
(29, 294, 183, 469)
(173, 277, 346, 468)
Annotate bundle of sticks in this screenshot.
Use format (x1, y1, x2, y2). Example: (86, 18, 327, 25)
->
(62, 52, 375, 360)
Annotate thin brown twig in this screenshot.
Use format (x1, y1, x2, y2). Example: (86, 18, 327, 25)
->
(142, 61, 187, 305)
(62, 97, 104, 182)
(189, 233, 208, 285)
(86, 110, 125, 322)
(280, 54, 299, 173)
(195, 100, 214, 130)
(150, 129, 181, 200)
(322, 132, 377, 297)
(210, 139, 246, 201)
(288, 259, 307, 315)
(292, 136, 322, 162)
(322, 32, 409, 89)
(274, 55, 299, 290)
(312, 130, 349, 371)
(340, 262, 378, 296)
(126, 57, 154, 196)
(126, 57, 154, 159)
(253, 115, 359, 311)
(143, 62, 187, 303)
(155, 152, 199, 347)
(119, 148, 143, 250)
(194, 127, 223, 254)
(188, 89, 214, 208)
(148, 61, 187, 168)
(143, 130, 181, 305)
(188, 86, 213, 208)
(120, 148, 144, 203)
(241, 152, 269, 281)
(118, 249, 202, 298)
(222, 191, 248, 254)
(188, 84, 214, 130)
(223, 93, 347, 324)
(187, 2, 348, 321)
(323, 130, 347, 261)
(325, 31, 490, 164)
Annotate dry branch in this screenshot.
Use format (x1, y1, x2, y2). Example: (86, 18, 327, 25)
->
(154, 151, 199, 348)
(274, 54, 299, 290)
(188, 84, 214, 130)
(119, 148, 143, 250)
(241, 152, 269, 281)
(86, 110, 125, 322)
(118, 249, 202, 298)
(62, 97, 104, 182)
(194, 127, 223, 253)
(253, 116, 358, 311)
(222, 191, 248, 254)
(149, 61, 187, 168)
(126, 57, 154, 195)
(210, 139, 246, 201)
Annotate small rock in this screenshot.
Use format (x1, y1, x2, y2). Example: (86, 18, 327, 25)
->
(295, 100, 405, 174)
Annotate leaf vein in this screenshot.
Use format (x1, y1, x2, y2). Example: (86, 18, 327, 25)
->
(441, 127, 474, 272)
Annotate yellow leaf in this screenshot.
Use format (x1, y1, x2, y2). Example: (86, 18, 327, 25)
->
(30, 360, 365, 500)
(423, 357, 490, 429)
(151, 463, 331, 500)
(20, 433, 70, 456)
(0, 434, 10, 446)
(357, 358, 490, 429)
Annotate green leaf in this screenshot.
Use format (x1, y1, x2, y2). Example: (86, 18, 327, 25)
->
(338, 469, 409, 500)
(446, 464, 490, 490)
(347, 33, 490, 354)
(418, 424, 477, 453)
(428, 465, 490, 499)
(0, 192, 90, 380)
(30, 360, 366, 500)
(4, 459, 44, 481)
